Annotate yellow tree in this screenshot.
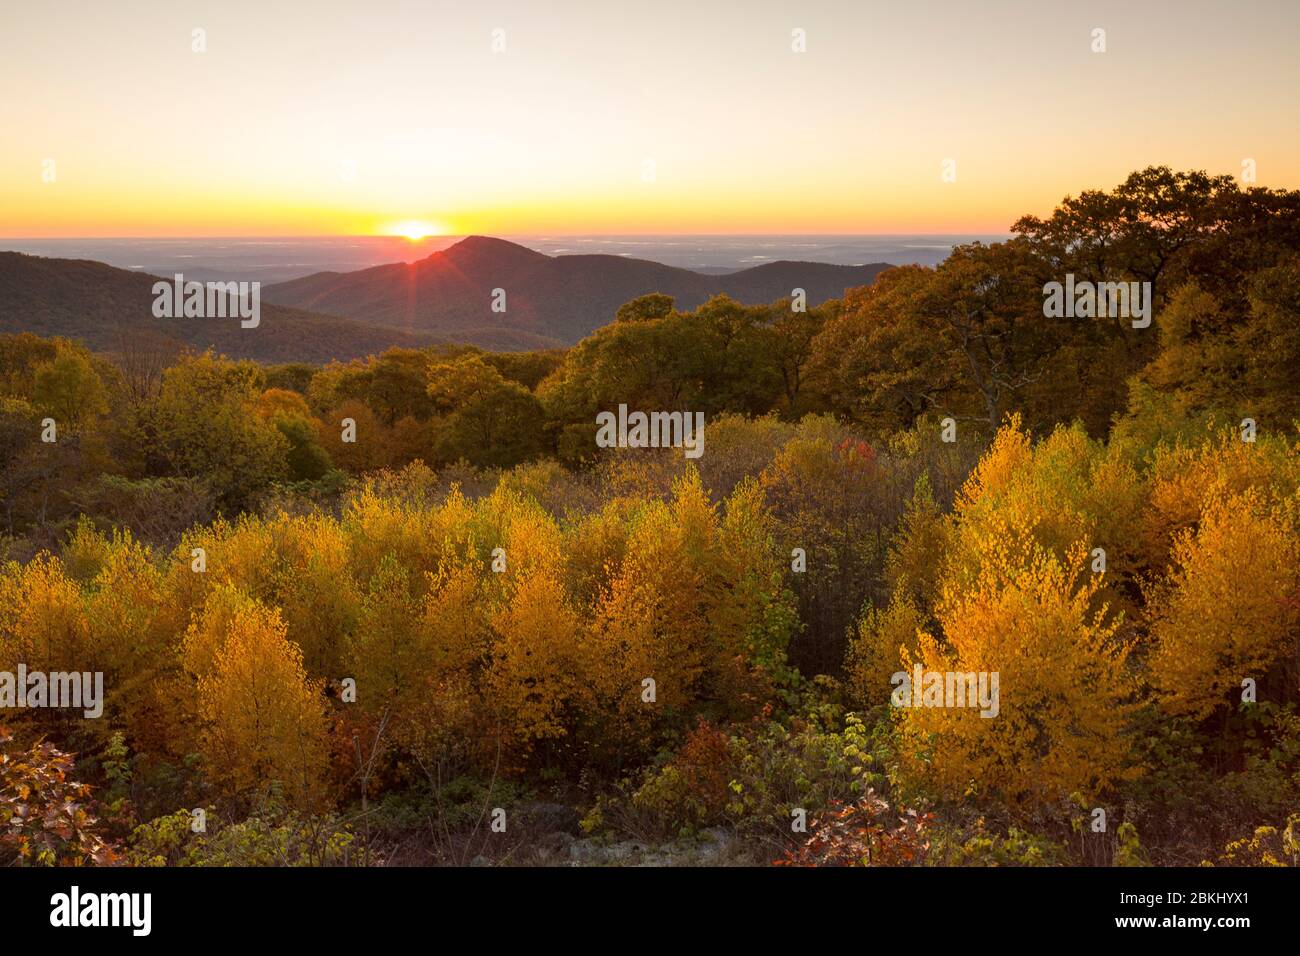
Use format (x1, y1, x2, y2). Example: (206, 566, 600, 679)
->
(0, 554, 87, 674)
(1148, 490, 1300, 720)
(32, 348, 108, 430)
(584, 480, 716, 758)
(847, 596, 925, 709)
(348, 556, 425, 706)
(1140, 429, 1300, 575)
(896, 542, 1138, 808)
(486, 566, 586, 753)
(81, 529, 173, 751)
(270, 513, 360, 679)
(183, 589, 330, 808)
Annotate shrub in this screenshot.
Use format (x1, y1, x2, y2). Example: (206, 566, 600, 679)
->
(127, 804, 353, 867)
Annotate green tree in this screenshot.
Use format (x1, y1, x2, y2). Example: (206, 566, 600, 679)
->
(427, 355, 547, 467)
(32, 349, 108, 429)
(135, 353, 288, 510)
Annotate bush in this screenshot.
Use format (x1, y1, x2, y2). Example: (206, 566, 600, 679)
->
(127, 804, 353, 867)
(625, 696, 887, 840)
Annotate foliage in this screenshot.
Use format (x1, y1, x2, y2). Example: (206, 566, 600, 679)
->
(0, 725, 117, 865)
(1207, 815, 1300, 867)
(774, 790, 932, 867)
(127, 804, 353, 867)
(927, 820, 1067, 867)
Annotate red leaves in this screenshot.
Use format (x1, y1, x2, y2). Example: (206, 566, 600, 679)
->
(0, 725, 119, 866)
(835, 437, 877, 471)
(773, 789, 933, 867)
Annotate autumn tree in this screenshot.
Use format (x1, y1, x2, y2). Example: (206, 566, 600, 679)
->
(1142, 262, 1300, 426)
(256, 388, 334, 481)
(895, 545, 1138, 809)
(182, 588, 330, 809)
(1012, 166, 1244, 308)
(807, 266, 958, 431)
(1147, 490, 1300, 721)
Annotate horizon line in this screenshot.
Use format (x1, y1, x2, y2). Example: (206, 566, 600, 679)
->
(0, 231, 1015, 241)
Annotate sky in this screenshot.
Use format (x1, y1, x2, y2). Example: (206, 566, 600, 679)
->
(1, 0, 1297, 237)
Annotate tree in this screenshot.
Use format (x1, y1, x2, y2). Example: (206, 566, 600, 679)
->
(1147, 490, 1300, 721)
(0, 553, 88, 676)
(540, 295, 790, 454)
(427, 355, 547, 467)
(810, 240, 1106, 434)
(0, 398, 42, 532)
(1013, 166, 1243, 308)
(487, 567, 586, 750)
(615, 293, 675, 324)
(759, 434, 890, 673)
(32, 349, 108, 430)
(1142, 263, 1300, 425)
(275, 417, 333, 482)
(109, 329, 180, 405)
(767, 298, 836, 417)
(367, 348, 435, 424)
(347, 556, 428, 716)
(134, 353, 288, 510)
(184, 591, 330, 809)
(255, 388, 334, 481)
(0, 333, 58, 398)
(896, 546, 1138, 808)
(808, 266, 957, 430)
(921, 241, 1060, 429)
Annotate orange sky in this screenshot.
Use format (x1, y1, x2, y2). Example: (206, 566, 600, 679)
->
(2, 0, 1297, 237)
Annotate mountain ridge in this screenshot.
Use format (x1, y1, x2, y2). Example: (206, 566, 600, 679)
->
(262, 236, 891, 347)
(0, 237, 893, 360)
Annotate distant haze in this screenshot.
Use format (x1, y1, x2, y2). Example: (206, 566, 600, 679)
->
(0, 235, 1004, 285)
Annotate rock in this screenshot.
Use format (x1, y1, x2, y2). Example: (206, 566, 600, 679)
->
(568, 840, 606, 864)
(696, 827, 734, 862)
(605, 841, 648, 862)
(562, 828, 744, 866)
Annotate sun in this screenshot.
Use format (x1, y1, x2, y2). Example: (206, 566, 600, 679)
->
(385, 220, 446, 241)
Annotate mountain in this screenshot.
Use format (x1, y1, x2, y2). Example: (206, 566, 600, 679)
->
(262, 236, 891, 347)
(0, 240, 892, 360)
(0, 252, 458, 362)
